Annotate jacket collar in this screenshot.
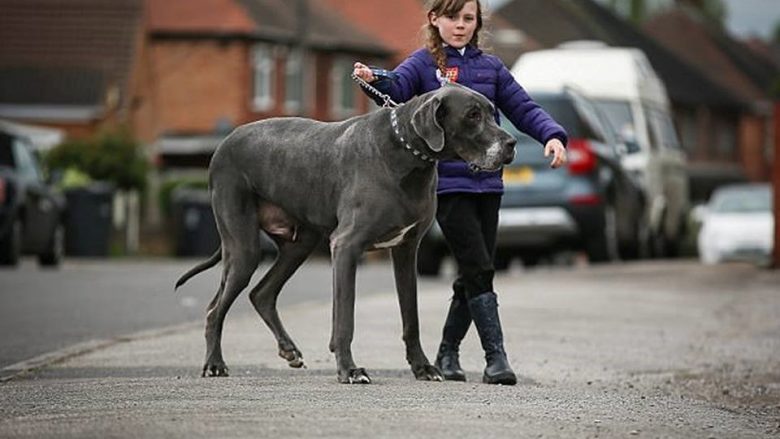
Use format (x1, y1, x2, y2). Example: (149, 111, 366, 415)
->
(443, 44, 481, 58)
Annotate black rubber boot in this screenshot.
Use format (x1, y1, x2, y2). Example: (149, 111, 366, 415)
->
(468, 292, 517, 385)
(434, 296, 471, 381)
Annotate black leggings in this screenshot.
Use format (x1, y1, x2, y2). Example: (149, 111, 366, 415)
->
(436, 193, 501, 300)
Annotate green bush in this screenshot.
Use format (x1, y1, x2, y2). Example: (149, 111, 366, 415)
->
(45, 128, 148, 192)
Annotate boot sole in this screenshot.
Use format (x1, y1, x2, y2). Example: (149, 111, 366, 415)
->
(483, 372, 517, 385)
(442, 372, 466, 382)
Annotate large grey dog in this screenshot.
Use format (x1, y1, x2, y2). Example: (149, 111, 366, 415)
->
(175, 82, 516, 384)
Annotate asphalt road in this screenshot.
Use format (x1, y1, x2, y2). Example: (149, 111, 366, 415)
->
(1, 259, 778, 438)
(0, 255, 433, 373)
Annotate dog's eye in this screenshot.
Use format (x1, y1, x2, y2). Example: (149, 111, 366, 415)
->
(468, 111, 482, 122)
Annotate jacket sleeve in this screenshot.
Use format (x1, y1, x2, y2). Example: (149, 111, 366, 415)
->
(495, 64, 568, 147)
(370, 53, 425, 105)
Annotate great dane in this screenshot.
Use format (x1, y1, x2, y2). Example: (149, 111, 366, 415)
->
(175, 82, 517, 384)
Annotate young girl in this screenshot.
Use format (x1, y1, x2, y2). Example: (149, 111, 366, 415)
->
(353, 0, 567, 385)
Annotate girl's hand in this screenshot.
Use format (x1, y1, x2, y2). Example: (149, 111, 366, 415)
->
(544, 138, 567, 168)
(353, 62, 375, 82)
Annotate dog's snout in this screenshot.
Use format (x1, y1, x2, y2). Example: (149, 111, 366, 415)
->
(503, 137, 517, 164)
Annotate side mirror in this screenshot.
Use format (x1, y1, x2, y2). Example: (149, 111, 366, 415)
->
(618, 125, 641, 154)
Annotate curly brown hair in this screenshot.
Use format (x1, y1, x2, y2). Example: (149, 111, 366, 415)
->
(424, 0, 484, 75)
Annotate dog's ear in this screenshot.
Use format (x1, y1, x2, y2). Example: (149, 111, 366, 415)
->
(411, 95, 445, 152)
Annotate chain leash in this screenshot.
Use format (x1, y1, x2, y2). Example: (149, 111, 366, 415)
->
(350, 73, 398, 108)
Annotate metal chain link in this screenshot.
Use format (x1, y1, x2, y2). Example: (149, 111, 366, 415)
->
(350, 73, 398, 108)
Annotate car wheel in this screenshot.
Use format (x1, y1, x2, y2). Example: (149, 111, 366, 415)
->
(649, 226, 668, 258)
(493, 251, 511, 271)
(39, 222, 65, 267)
(621, 212, 650, 260)
(416, 242, 444, 277)
(523, 256, 542, 268)
(0, 218, 23, 266)
(585, 204, 620, 264)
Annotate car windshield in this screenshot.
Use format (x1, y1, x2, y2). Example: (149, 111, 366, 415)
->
(710, 186, 772, 213)
(593, 100, 633, 136)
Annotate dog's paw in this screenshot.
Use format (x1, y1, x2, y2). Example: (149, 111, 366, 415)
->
(413, 364, 444, 382)
(278, 347, 305, 369)
(338, 367, 371, 384)
(202, 363, 229, 377)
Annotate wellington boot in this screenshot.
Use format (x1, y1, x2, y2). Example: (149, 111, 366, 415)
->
(434, 297, 471, 381)
(468, 292, 517, 385)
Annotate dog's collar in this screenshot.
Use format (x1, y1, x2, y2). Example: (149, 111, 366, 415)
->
(390, 108, 436, 164)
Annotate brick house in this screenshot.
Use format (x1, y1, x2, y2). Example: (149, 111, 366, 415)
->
(323, 0, 428, 66)
(0, 0, 394, 163)
(0, 0, 145, 140)
(140, 0, 393, 169)
(643, 6, 777, 183)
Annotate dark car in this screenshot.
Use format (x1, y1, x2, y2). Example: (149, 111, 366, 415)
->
(0, 128, 66, 266)
(417, 88, 646, 275)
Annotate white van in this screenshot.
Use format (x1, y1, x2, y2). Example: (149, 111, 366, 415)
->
(511, 41, 690, 256)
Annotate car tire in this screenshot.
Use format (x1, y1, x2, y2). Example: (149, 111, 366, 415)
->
(493, 251, 511, 271)
(621, 212, 650, 260)
(585, 204, 620, 264)
(0, 218, 23, 266)
(417, 242, 444, 277)
(39, 222, 65, 267)
(520, 255, 540, 268)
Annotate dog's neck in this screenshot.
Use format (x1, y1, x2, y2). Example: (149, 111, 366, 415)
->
(390, 108, 436, 165)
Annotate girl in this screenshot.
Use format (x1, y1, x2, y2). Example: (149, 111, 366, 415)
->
(353, 0, 567, 385)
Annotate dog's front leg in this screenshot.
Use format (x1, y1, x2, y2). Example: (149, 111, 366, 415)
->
(329, 235, 370, 384)
(391, 240, 443, 382)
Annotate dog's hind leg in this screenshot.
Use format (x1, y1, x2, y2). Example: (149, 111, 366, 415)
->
(202, 187, 261, 377)
(248, 226, 322, 368)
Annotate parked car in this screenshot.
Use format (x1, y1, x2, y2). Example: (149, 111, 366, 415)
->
(417, 88, 646, 275)
(697, 183, 773, 266)
(0, 128, 66, 266)
(511, 41, 690, 257)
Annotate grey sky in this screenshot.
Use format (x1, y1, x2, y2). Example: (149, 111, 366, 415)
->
(483, 0, 780, 39)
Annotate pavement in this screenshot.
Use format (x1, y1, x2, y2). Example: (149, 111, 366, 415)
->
(1, 260, 779, 438)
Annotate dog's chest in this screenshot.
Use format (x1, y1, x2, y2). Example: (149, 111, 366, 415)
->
(371, 223, 417, 250)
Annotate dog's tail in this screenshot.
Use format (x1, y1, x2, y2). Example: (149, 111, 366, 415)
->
(174, 249, 222, 291)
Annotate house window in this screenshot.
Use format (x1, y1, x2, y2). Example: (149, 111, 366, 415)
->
(252, 44, 275, 111)
(330, 57, 356, 119)
(285, 49, 304, 113)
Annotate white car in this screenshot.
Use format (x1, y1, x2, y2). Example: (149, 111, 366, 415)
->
(697, 183, 774, 265)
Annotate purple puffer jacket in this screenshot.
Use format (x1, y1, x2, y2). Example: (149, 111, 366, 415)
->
(373, 45, 568, 195)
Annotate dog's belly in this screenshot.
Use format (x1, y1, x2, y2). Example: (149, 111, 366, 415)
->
(258, 202, 298, 241)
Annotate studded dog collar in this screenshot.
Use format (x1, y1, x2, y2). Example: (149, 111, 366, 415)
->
(390, 108, 436, 164)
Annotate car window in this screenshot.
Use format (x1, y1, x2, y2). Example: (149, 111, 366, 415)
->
(0, 133, 14, 167)
(647, 107, 682, 151)
(12, 138, 42, 183)
(593, 100, 633, 136)
(531, 96, 598, 140)
(710, 187, 772, 213)
(565, 91, 610, 144)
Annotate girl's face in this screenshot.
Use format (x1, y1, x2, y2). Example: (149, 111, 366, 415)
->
(429, 1, 479, 49)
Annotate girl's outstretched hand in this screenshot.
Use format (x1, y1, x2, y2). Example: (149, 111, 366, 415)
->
(544, 138, 567, 168)
(353, 62, 375, 82)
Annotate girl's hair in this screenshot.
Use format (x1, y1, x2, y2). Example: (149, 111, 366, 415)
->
(424, 0, 484, 75)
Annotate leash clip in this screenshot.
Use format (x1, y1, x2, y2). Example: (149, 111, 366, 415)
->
(351, 72, 398, 108)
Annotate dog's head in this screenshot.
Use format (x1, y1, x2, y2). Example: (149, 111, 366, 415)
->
(411, 83, 516, 171)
